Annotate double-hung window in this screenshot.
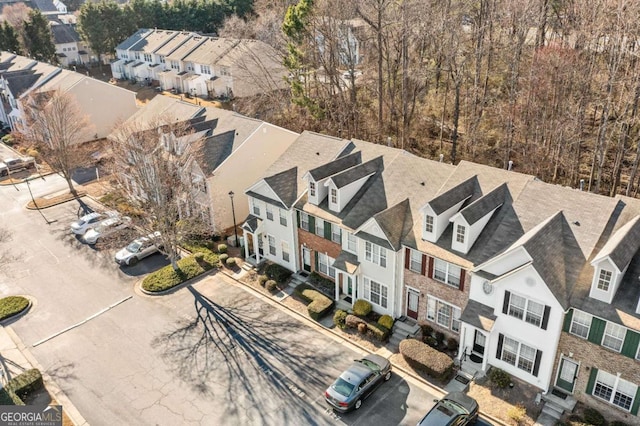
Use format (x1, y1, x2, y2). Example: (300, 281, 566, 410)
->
(346, 232, 357, 252)
(281, 241, 290, 262)
(315, 219, 324, 236)
(433, 259, 461, 286)
(409, 249, 422, 273)
(508, 294, 526, 320)
(330, 188, 337, 204)
(456, 225, 466, 243)
(266, 204, 274, 221)
(365, 242, 386, 267)
(279, 209, 287, 226)
(426, 297, 461, 332)
(364, 278, 388, 308)
(593, 370, 637, 411)
(318, 253, 335, 278)
(570, 310, 591, 338)
(425, 215, 434, 233)
(300, 212, 309, 230)
(597, 269, 612, 291)
(499, 335, 539, 375)
(506, 292, 546, 328)
(331, 223, 341, 243)
(602, 322, 626, 352)
(252, 199, 261, 216)
(309, 181, 316, 197)
(268, 235, 276, 256)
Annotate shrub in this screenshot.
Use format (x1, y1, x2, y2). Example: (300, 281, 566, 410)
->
(194, 252, 205, 261)
(181, 244, 219, 265)
(217, 244, 227, 254)
(507, 404, 526, 424)
(446, 338, 458, 351)
(6, 369, 43, 400)
(0, 387, 21, 405)
(265, 280, 278, 293)
(399, 339, 454, 380)
(435, 331, 445, 344)
(294, 283, 334, 320)
(333, 310, 348, 329)
(424, 336, 438, 348)
(420, 324, 433, 337)
(583, 408, 605, 426)
(226, 257, 236, 267)
(258, 275, 269, 287)
(378, 315, 394, 330)
(219, 253, 229, 264)
(357, 323, 367, 334)
(345, 314, 367, 329)
(0, 296, 29, 321)
(367, 322, 390, 342)
(353, 299, 372, 317)
(265, 263, 292, 283)
(489, 368, 511, 389)
(142, 255, 216, 292)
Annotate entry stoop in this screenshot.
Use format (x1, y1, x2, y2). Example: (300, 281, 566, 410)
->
(389, 317, 421, 349)
(536, 389, 577, 424)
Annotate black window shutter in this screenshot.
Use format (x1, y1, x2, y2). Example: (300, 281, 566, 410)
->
(496, 334, 504, 359)
(308, 215, 315, 234)
(458, 269, 466, 291)
(296, 210, 300, 228)
(585, 368, 598, 395)
(532, 350, 542, 377)
(502, 291, 511, 314)
(314, 251, 318, 271)
(541, 306, 551, 330)
(404, 248, 410, 269)
(324, 221, 332, 240)
(587, 318, 606, 344)
(562, 309, 573, 333)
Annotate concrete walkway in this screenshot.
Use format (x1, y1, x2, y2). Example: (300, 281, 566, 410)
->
(0, 327, 87, 425)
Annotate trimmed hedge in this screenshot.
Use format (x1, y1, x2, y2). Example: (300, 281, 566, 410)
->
(265, 280, 278, 293)
(345, 314, 367, 329)
(353, 299, 372, 317)
(258, 274, 269, 286)
(344, 314, 390, 341)
(583, 408, 605, 426)
(333, 309, 348, 329)
(265, 263, 292, 282)
(0, 387, 21, 405)
(0, 296, 29, 321)
(219, 253, 229, 264)
(399, 339, 454, 380)
(488, 367, 511, 388)
(226, 257, 236, 267)
(142, 254, 217, 292)
(217, 244, 228, 253)
(294, 283, 334, 320)
(378, 315, 394, 330)
(6, 369, 43, 401)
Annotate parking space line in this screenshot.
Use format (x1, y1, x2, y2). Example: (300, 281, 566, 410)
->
(32, 296, 132, 347)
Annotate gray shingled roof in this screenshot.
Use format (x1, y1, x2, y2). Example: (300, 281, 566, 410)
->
(5, 71, 40, 97)
(51, 24, 80, 44)
(242, 215, 259, 232)
(191, 130, 235, 175)
(592, 215, 640, 272)
(264, 167, 299, 209)
(308, 151, 361, 181)
(374, 199, 411, 251)
(116, 29, 152, 50)
(333, 250, 360, 274)
(330, 156, 382, 189)
(428, 176, 478, 215)
(460, 300, 496, 331)
(460, 183, 507, 225)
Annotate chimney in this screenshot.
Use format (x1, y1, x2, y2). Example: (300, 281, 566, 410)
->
(508, 160, 513, 171)
(579, 179, 585, 191)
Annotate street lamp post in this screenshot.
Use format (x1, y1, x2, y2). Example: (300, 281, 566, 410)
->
(228, 191, 239, 248)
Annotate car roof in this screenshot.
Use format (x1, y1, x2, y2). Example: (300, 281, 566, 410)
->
(444, 392, 477, 412)
(340, 360, 376, 384)
(82, 212, 102, 220)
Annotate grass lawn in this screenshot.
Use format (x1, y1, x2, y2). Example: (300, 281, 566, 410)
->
(0, 296, 29, 321)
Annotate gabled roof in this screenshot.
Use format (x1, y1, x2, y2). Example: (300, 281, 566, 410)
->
(116, 29, 153, 51)
(190, 130, 235, 175)
(330, 155, 381, 189)
(264, 167, 298, 208)
(460, 300, 496, 331)
(428, 176, 478, 215)
(591, 215, 640, 271)
(51, 24, 80, 44)
(459, 183, 507, 225)
(373, 199, 411, 251)
(308, 151, 361, 181)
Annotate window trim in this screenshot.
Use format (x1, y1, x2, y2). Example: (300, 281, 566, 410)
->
(426, 296, 461, 333)
(593, 370, 637, 412)
(363, 277, 388, 309)
(601, 322, 626, 353)
(597, 268, 612, 291)
(570, 310, 592, 339)
(425, 215, 434, 233)
(456, 224, 466, 243)
(409, 249, 422, 273)
(433, 258, 461, 287)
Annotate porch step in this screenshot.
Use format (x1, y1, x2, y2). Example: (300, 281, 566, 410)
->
(241, 262, 253, 271)
(393, 318, 421, 336)
(541, 402, 564, 420)
(542, 390, 577, 413)
(388, 333, 409, 348)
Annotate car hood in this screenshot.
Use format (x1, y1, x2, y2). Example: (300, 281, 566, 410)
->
(115, 247, 134, 261)
(83, 229, 100, 240)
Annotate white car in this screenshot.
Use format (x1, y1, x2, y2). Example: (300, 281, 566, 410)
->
(70, 212, 103, 235)
(114, 232, 162, 266)
(82, 216, 131, 245)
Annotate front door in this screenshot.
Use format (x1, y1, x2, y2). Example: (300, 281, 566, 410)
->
(406, 290, 419, 320)
(343, 276, 353, 296)
(473, 330, 486, 356)
(556, 357, 579, 393)
(302, 247, 311, 272)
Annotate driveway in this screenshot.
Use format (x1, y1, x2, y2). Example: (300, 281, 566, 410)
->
(0, 177, 446, 425)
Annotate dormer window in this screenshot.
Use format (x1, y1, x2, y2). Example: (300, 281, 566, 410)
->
(597, 269, 612, 291)
(331, 188, 337, 204)
(456, 225, 466, 243)
(425, 215, 434, 233)
(309, 181, 316, 197)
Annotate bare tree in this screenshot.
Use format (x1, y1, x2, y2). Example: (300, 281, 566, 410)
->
(109, 119, 212, 270)
(18, 90, 92, 196)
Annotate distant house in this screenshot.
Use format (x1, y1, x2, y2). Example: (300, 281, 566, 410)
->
(0, 52, 138, 141)
(111, 29, 287, 99)
(314, 17, 366, 68)
(117, 95, 299, 233)
(51, 23, 93, 66)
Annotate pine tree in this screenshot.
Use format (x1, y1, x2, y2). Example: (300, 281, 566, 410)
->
(23, 10, 55, 62)
(0, 21, 22, 54)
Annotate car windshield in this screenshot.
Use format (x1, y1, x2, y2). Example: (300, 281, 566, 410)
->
(441, 399, 467, 415)
(357, 359, 380, 371)
(126, 241, 143, 253)
(75, 219, 87, 226)
(331, 378, 355, 397)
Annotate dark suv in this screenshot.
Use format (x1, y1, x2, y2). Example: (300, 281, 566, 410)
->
(417, 392, 479, 426)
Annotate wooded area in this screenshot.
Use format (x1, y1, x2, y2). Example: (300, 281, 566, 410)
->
(235, 0, 640, 197)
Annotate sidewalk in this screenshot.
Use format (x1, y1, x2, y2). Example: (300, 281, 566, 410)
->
(0, 327, 87, 425)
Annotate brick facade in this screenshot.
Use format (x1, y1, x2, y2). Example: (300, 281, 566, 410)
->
(553, 332, 640, 422)
(403, 251, 470, 341)
(298, 228, 341, 280)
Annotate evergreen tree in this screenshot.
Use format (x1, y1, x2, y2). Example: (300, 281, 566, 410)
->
(0, 21, 22, 54)
(23, 10, 55, 62)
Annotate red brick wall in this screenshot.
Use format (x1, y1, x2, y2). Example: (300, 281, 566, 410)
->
(298, 228, 341, 278)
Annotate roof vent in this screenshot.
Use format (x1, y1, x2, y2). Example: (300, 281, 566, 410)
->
(421, 182, 425, 186)
(573, 221, 580, 226)
(316, 152, 320, 155)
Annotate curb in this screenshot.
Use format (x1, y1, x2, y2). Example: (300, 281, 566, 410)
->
(218, 270, 511, 426)
(25, 192, 87, 210)
(4, 327, 88, 426)
(136, 266, 220, 297)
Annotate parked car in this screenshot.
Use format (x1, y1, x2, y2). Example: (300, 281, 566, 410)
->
(114, 232, 161, 266)
(0, 156, 36, 176)
(324, 354, 392, 412)
(416, 392, 479, 426)
(82, 216, 131, 245)
(70, 212, 104, 235)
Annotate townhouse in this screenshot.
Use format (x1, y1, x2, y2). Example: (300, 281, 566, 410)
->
(0, 52, 137, 140)
(111, 29, 287, 99)
(117, 95, 299, 234)
(51, 23, 93, 67)
(243, 133, 640, 421)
